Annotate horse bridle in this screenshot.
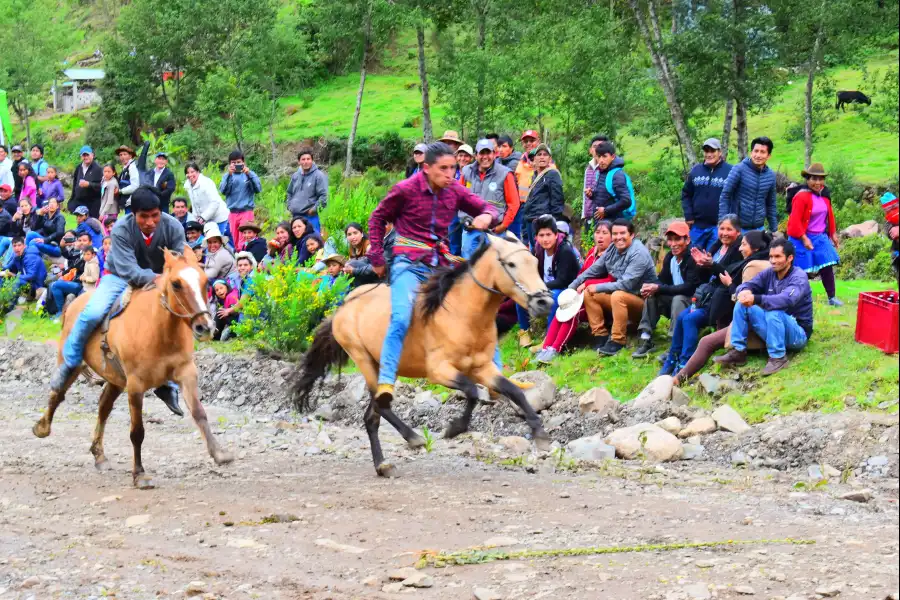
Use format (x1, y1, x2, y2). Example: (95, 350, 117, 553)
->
(468, 244, 552, 302)
(159, 281, 212, 322)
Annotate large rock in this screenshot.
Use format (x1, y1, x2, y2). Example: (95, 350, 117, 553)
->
(655, 416, 683, 435)
(567, 434, 617, 461)
(841, 220, 879, 238)
(698, 373, 734, 396)
(671, 386, 691, 406)
(498, 436, 531, 455)
(578, 388, 619, 417)
(678, 416, 718, 438)
(604, 423, 684, 462)
(711, 404, 751, 433)
(631, 375, 674, 409)
(510, 371, 557, 413)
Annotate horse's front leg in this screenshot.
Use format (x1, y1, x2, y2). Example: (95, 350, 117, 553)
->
(174, 363, 233, 466)
(33, 364, 82, 438)
(472, 363, 551, 451)
(127, 391, 155, 489)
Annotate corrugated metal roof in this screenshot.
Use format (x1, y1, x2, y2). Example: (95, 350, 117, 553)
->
(63, 68, 105, 80)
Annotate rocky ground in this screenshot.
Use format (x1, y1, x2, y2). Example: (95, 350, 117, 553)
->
(0, 338, 898, 599)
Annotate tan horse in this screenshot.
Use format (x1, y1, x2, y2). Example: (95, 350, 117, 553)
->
(293, 232, 554, 477)
(32, 249, 233, 488)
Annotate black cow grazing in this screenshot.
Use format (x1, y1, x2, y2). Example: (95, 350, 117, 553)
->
(836, 90, 872, 111)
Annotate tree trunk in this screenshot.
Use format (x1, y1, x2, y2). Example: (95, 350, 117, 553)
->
(474, 5, 487, 138)
(721, 98, 734, 159)
(627, 0, 697, 165)
(416, 21, 433, 142)
(735, 98, 748, 160)
(269, 97, 278, 167)
(804, 26, 824, 169)
(346, 2, 372, 177)
(24, 107, 31, 148)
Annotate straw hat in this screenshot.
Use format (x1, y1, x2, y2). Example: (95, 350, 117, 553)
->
(800, 163, 828, 178)
(554, 288, 584, 323)
(322, 253, 346, 267)
(439, 130, 463, 144)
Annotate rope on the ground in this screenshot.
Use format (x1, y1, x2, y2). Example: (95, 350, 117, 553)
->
(416, 538, 816, 568)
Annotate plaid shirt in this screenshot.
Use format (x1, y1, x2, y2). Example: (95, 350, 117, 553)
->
(367, 171, 498, 268)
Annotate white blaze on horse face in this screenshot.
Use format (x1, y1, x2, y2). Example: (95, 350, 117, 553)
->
(179, 267, 214, 329)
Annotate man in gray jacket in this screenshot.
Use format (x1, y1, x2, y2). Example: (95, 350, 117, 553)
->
(49, 187, 189, 416)
(718, 136, 778, 231)
(569, 219, 657, 355)
(286, 148, 328, 233)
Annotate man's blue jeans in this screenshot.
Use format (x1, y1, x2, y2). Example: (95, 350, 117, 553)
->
(729, 303, 808, 359)
(689, 224, 718, 252)
(308, 214, 321, 234)
(50, 280, 83, 317)
(521, 219, 534, 251)
(669, 306, 710, 362)
(61, 273, 129, 369)
(378, 256, 501, 386)
(447, 216, 463, 256)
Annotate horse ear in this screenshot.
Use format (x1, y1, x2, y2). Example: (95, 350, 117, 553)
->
(163, 248, 175, 269)
(183, 245, 198, 266)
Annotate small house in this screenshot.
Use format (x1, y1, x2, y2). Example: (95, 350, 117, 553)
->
(52, 68, 105, 113)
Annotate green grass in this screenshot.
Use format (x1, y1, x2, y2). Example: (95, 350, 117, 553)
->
(499, 279, 899, 422)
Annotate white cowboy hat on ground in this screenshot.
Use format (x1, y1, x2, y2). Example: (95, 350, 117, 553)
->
(555, 288, 584, 323)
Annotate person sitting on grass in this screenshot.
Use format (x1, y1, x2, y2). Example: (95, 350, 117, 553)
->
(290, 216, 313, 262)
(263, 221, 294, 266)
(515, 214, 580, 348)
(632, 220, 703, 359)
(713, 239, 813, 376)
(318, 254, 348, 294)
(238, 222, 267, 264)
(568, 219, 657, 356)
(79, 245, 100, 294)
(211, 279, 240, 341)
(535, 220, 614, 364)
(47, 232, 93, 321)
(32, 197, 66, 247)
(74, 205, 105, 250)
(342, 222, 379, 286)
(202, 222, 237, 287)
(303, 234, 326, 271)
(1, 237, 47, 310)
(661, 230, 771, 377)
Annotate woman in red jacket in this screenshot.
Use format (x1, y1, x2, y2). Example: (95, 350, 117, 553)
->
(787, 163, 842, 306)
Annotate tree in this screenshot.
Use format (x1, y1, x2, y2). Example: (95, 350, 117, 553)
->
(0, 0, 77, 146)
(193, 67, 268, 152)
(346, 0, 374, 177)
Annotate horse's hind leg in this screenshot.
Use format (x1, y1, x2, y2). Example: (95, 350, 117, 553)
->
(353, 355, 405, 477)
(127, 391, 154, 489)
(33, 365, 83, 438)
(175, 363, 233, 465)
(90, 383, 122, 471)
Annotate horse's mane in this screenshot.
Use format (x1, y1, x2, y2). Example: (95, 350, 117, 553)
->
(419, 240, 492, 321)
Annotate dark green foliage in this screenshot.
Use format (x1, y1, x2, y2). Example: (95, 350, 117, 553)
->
(836, 234, 893, 280)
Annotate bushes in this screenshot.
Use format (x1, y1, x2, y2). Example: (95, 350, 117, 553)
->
(836, 234, 893, 280)
(318, 180, 382, 254)
(232, 259, 351, 356)
(630, 151, 685, 229)
(0, 279, 26, 318)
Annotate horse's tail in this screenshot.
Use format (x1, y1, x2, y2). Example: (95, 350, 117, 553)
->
(291, 318, 349, 413)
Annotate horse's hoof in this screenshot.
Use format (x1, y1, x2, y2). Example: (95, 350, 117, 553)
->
(94, 459, 111, 472)
(213, 450, 235, 465)
(376, 463, 399, 478)
(443, 419, 467, 439)
(407, 434, 426, 450)
(32, 421, 50, 438)
(133, 474, 156, 490)
(534, 431, 551, 452)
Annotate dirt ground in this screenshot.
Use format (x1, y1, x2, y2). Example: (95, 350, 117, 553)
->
(1, 377, 898, 600)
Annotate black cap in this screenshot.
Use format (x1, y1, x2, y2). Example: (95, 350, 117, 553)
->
(130, 187, 161, 213)
(185, 221, 203, 232)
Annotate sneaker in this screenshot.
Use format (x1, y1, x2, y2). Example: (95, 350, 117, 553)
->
(49, 363, 76, 392)
(537, 348, 558, 364)
(591, 335, 609, 352)
(762, 356, 789, 376)
(631, 338, 655, 358)
(220, 326, 233, 342)
(154, 385, 184, 417)
(657, 351, 669, 364)
(827, 297, 844, 307)
(598, 341, 625, 356)
(529, 342, 544, 354)
(713, 348, 748, 367)
(35, 288, 47, 310)
(659, 353, 680, 376)
(517, 329, 532, 348)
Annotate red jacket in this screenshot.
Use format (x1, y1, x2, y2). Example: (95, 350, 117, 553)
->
(787, 189, 836, 238)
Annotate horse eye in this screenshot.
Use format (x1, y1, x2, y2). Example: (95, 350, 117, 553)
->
(506, 261, 516, 269)
(172, 281, 183, 290)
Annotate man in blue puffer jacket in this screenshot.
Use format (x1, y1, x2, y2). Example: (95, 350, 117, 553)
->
(682, 138, 732, 251)
(2, 237, 47, 303)
(718, 136, 778, 232)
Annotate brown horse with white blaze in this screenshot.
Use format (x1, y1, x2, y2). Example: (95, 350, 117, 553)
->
(32, 249, 233, 488)
(293, 232, 554, 477)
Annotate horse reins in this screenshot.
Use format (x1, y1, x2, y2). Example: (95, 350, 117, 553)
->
(159, 285, 212, 321)
(468, 243, 551, 303)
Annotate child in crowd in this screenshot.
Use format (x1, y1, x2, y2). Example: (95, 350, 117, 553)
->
(99, 236, 111, 278)
(304, 234, 326, 271)
(18, 163, 38, 207)
(100, 163, 120, 229)
(39, 167, 65, 209)
(211, 279, 240, 340)
(263, 220, 294, 267)
(80, 246, 100, 293)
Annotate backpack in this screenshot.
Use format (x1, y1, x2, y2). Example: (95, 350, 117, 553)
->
(605, 168, 637, 220)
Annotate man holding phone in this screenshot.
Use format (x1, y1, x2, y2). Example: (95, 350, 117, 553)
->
(219, 150, 261, 251)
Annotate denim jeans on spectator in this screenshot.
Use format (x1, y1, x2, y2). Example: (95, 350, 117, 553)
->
(308, 214, 321, 234)
(521, 220, 535, 251)
(50, 280, 83, 317)
(669, 306, 710, 363)
(689, 224, 718, 252)
(508, 211, 523, 238)
(729, 304, 808, 358)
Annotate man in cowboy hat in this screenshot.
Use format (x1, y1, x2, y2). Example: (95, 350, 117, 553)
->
(237, 221, 267, 264)
(70, 145, 103, 218)
(438, 130, 463, 152)
(49, 187, 189, 416)
(116, 145, 141, 212)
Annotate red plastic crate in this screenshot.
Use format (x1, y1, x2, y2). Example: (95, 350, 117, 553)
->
(855, 291, 900, 354)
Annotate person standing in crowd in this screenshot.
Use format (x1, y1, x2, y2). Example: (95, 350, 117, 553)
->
(581, 135, 609, 226)
(632, 221, 703, 358)
(455, 144, 474, 179)
(496, 135, 521, 173)
(40, 167, 65, 209)
(514, 130, 542, 214)
(485, 133, 500, 152)
(682, 138, 732, 251)
(219, 150, 261, 251)
(286, 148, 329, 232)
(70, 145, 103, 218)
(786, 163, 842, 306)
(99, 163, 120, 228)
(719, 136, 778, 231)
(590, 141, 636, 221)
(115, 145, 141, 211)
(150, 152, 176, 213)
(715, 239, 813, 376)
(405, 143, 427, 178)
(30, 145, 49, 186)
(447, 143, 474, 255)
(171, 197, 194, 230)
(184, 162, 231, 240)
(460, 139, 521, 258)
(0, 146, 13, 189)
(438, 130, 463, 152)
(569, 219, 657, 355)
(17, 162, 38, 207)
(10, 146, 26, 198)
(521, 143, 564, 249)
